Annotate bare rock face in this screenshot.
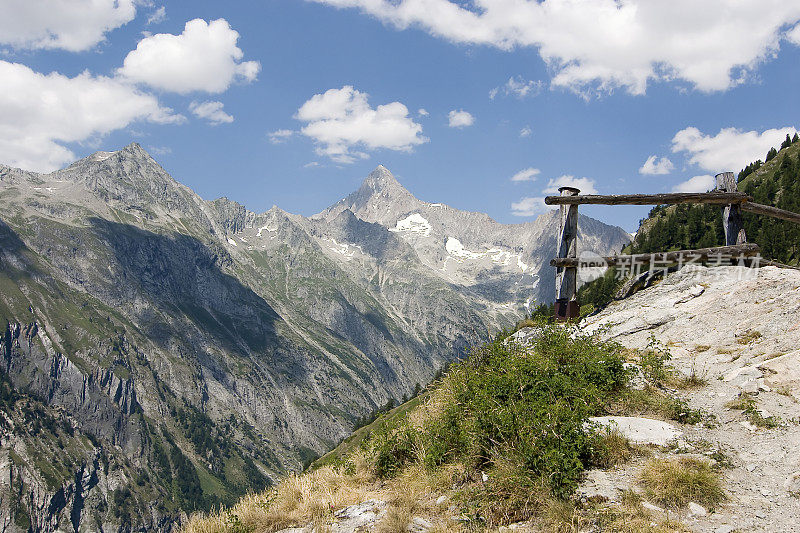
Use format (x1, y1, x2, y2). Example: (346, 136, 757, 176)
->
(0, 145, 629, 530)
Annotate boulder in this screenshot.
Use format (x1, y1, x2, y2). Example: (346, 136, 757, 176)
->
(758, 350, 800, 396)
(331, 499, 387, 532)
(589, 416, 682, 446)
(688, 502, 707, 518)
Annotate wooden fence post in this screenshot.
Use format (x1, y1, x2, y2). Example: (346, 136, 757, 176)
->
(715, 172, 747, 246)
(555, 186, 580, 321)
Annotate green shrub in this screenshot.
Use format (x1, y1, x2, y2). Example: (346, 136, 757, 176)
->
(366, 325, 629, 498)
(370, 422, 417, 479)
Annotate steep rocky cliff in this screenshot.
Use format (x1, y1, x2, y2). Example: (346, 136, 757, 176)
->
(0, 144, 629, 531)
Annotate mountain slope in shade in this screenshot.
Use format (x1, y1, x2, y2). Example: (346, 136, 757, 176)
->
(0, 146, 628, 530)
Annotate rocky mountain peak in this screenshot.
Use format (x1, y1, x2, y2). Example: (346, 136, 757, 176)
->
(362, 165, 404, 192)
(315, 165, 420, 224)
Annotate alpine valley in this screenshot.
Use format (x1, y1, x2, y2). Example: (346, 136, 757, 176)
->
(0, 144, 629, 531)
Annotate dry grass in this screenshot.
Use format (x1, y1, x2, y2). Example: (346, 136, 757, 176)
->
(736, 330, 763, 345)
(183, 452, 379, 533)
(669, 366, 708, 390)
(585, 490, 690, 533)
(639, 457, 725, 509)
(776, 385, 798, 400)
(184, 452, 469, 533)
(724, 394, 753, 411)
(597, 428, 633, 467)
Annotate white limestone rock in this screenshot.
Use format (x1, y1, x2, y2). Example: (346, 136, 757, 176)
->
(589, 416, 682, 446)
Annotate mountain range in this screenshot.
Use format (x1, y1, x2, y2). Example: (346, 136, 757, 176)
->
(0, 144, 629, 531)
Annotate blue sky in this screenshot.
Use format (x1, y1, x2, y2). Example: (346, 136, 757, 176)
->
(2, 1, 800, 232)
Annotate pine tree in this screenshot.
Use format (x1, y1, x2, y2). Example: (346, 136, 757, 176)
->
(766, 147, 778, 162)
(793, 132, 799, 144)
(781, 134, 792, 150)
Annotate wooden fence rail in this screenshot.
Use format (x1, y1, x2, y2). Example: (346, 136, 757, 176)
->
(548, 171, 800, 321)
(544, 191, 749, 206)
(740, 202, 800, 225)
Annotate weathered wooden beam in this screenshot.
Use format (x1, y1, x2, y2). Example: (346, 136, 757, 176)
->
(741, 201, 800, 225)
(544, 191, 750, 206)
(554, 187, 579, 321)
(716, 172, 747, 245)
(758, 258, 800, 270)
(549, 243, 761, 268)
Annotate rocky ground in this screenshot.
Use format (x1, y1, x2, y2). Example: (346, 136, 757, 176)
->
(267, 265, 800, 532)
(580, 264, 800, 532)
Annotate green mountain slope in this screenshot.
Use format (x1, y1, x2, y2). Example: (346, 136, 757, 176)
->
(631, 135, 800, 264)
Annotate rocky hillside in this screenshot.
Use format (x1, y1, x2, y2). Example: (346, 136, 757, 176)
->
(581, 264, 800, 532)
(186, 263, 800, 533)
(0, 144, 629, 531)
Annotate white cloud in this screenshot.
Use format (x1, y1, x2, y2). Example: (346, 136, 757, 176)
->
(639, 155, 674, 175)
(510, 172, 596, 217)
(672, 126, 797, 172)
(448, 109, 474, 128)
(118, 18, 260, 94)
(510, 167, 540, 182)
(0, 0, 136, 52)
(543, 175, 598, 195)
(148, 145, 172, 156)
(147, 6, 167, 25)
(189, 100, 233, 125)
(519, 126, 532, 138)
(788, 23, 800, 44)
(0, 60, 183, 173)
(511, 197, 549, 217)
(312, 0, 800, 95)
(490, 76, 543, 99)
(268, 129, 295, 144)
(418, 108, 429, 116)
(295, 86, 427, 164)
(672, 175, 716, 193)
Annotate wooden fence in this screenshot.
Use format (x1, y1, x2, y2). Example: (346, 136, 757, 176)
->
(544, 172, 800, 321)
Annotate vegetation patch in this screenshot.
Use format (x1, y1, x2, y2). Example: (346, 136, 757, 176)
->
(736, 330, 763, 345)
(372, 325, 628, 497)
(639, 457, 725, 509)
(724, 393, 780, 428)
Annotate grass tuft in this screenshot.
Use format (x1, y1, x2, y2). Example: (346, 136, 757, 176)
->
(736, 330, 763, 345)
(640, 457, 725, 509)
(724, 393, 780, 428)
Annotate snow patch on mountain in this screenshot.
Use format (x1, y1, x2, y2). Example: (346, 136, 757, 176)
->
(389, 213, 432, 236)
(321, 237, 364, 260)
(445, 237, 529, 273)
(91, 151, 116, 162)
(257, 224, 277, 237)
